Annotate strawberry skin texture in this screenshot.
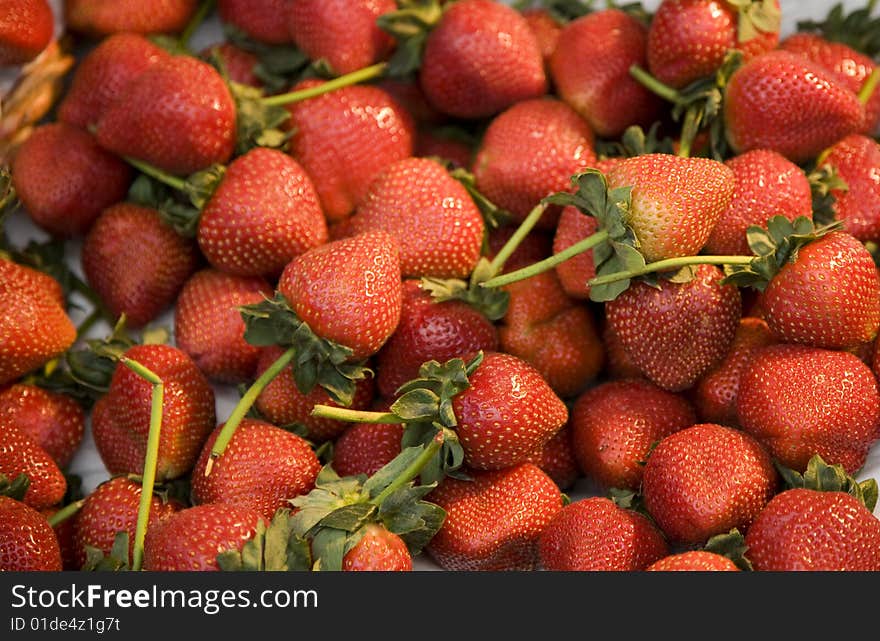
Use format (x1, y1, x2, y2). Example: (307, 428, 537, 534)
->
(0, 384, 85, 469)
(538, 497, 669, 571)
(522, 425, 580, 491)
(601, 321, 645, 381)
(761, 232, 880, 349)
(12, 122, 132, 238)
(95, 55, 237, 176)
(704, 149, 812, 256)
(0, 425, 66, 510)
(550, 9, 663, 138)
(737, 344, 880, 475)
(200, 42, 262, 89)
(143, 504, 265, 571)
(824, 135, 880, 243)
(414, 130, 474, 171)
(605, 265, 741, 392)
(331, 421, 403, 478)
(419, 0, 547, 120)
(218, 0, 293, 45)
(278, 231, 403, 360)
(0, 258, 65, 309)
(426, 463, 563, 571)
(744, 489, 880, 571)
(0, 0, 54, 66)
(473, 97, 596, 227)
(570, 379, 696, 491)
(65, 0, 198, 37)
(82, 203, 200, 328)
(553, 205, 599, 300)
(174, 268, 273, 384)
(343, 523, 412, 572)
(0, 496, 62, 571)
(522, 8, 561, 66)
(642, 423, 778, 546)
(197, 147, 328, 278)
(646, 551, 739, 571)
(724, 50, 864, 164)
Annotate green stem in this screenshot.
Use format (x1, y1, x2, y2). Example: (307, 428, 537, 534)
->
(486, 202, 548, 279)
(47, 499, 84, 527)
(629, 64, 684, 105)
(206, 346, 296, 475)
(678, 108, 699, 158)
(858, 66, 880, 105)
(369, 432, 445, 506)
(261, 63, 388, 107)
(481, 229, 611, 289)
(310, 405, 404, 424)
(588, 254, 753, 287)
(124, 156, 188, 192)
(179, 0, 216, 50)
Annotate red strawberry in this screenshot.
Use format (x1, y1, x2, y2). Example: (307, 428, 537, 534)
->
(286, 80, 415, 223)
(823, 134, 880, 243)
(704, 149, 813, 256)
(0, 425, 66, 510)
(737, 344, 880, 474)
(331, 421, 404, 478)
(419, 0, 547, 119)
(288, 0, 396, 75)
(646, 550, 740, 571)
(570, 379, 696, 491)
(552, 205, 600, 300)
(200, 42, 262, 89)
(522, 8, 561, 66)
(414, 129, 474, 170)
(342, 523, 412, 572)
(218, 0, 293, 45)
(0, 384, 85, 468)
(82, 203, 200, 328)
(91, 344, 216, 480)
(376, 77, 446, 128)
(65, 0, 198, 37)
(601, 321, 645, 381)
(57, 32, 168, 129)
(425, 463, 563, 571)
(11, 122, 132, 238)
(473, 97, 596, 227)
(174, 268, 273, 384)
(0, 257, 65, 309)
(95, 55, 237, 176)
(42, 505, 78, 570)
(550, 9, 664, 138)
(143, 503, 265, 571)
(0, 0, 54, 66)
(0, 496, 62, 571)
(723, 50, 864, 164)
(522, 425, 580, 491)
(642, 423, 778, 546)
(605, 265, 742, 392)
(647, 0, 780, 89)
(487, 223, 553, 273)
(345, 157, 484, 279)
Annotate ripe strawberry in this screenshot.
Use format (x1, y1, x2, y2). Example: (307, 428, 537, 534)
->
(473, 97, 596, 227)
(0, 257, 65, 309)
(288, 0, 396, 75)
(642, 423, 778, 546)
(11, 122, 132, 238)
(647, 0, 780, 89)
(724, 50, 865, 164)
(522, 425, 579, 491)
(218, 0, 293, 45)
(91, 343, 216, 480)
(376, 77, 446, 128)
(342, 523, 412, 572)
(0, 425, 66, 509)
(605, 265, 742, 392)
(0, 0, 54, 66)
(522, 8, 561, 66)
(95, 55, 237, 176)
(601, 321, 645, 381)
(72, 476, 181, 569)
(570, 379, 696, 491)
(331, 421, 404, 478)
(737, 344, 880, 474)
(414, 129, 474, 170)
(425, 463, 563, 571)
(57, 32, 168, 129)
(822, 134, 880, 243)
(82, 203, 200, 328)
(419, 0, 547, 119)
(552, 205, 600, 300)
(200, 42, 262, 89)
(646, 551, 740, 571)
(143, 503, 265, 571)
(538, 496, 669, 571)
(65, 0, 198, 37)
(487, 223, 553, 273)
(704, 149, 813, 256)
(0, 496, 62, 571)
(550, 9, 664, 138)
(42, 505, 78, 570)
(0, 384, 85, 468)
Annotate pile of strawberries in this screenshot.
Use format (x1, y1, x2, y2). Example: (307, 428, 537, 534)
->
(2, 0, 880, 573)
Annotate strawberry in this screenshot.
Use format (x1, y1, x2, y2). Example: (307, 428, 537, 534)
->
(550, 9, 664, 138)
(345, 157, 484, 279)
(64, 0, 198, 37)
(522, 425, 580, 491)
(0, 496, 62, 571)
(642, 423, 778, 546)
(425, 463, 563, 571)
(646, 551, 740, 571)
(0, 257, 65, 309)
(285, 80, 415, 223)
(487, 223, 553, 273)
(723, 50, 865, 164)
(0, 0, 54, 66)
(288, 0, 396, 75)
(218, 0, 293, 45)
(822, 134, 880, 243)
(646, 0, 780, 89)
(191, 418, 321, 520)
(143, 503, 265, 571)
(0, 384, 85, 469)
(473, 97, 596, 228)
(331, 421, 404, 478)
(522, 8, 561, 66)
(42, 505, 79, 571)
(0, 426, 66, 509)
(95, 55, 237, 176)
(81, 203, 200, 328)
(342, 523, 412, 572)
(704, 149, 813, 256)
(605, 265, 741, 392)
(601, 321, 645, 381)
(736, 344, 880, 475)
(91, 343, 216, 480)
(552, 205, 600, 300)
(11, 122, 132, 238)
(414, 129, 474, 170)
(174, 268, 273, 384)
(57, 33, 169, 130)
(538, 496, 669, 571)
(570, 379, 696, 491)
(200, 42, 262, 89)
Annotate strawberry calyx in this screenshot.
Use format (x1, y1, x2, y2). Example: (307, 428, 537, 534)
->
(703, 528, 753, 571)
(775, 454, 879, 513)
(796, 0, 880, 58)
(421, 258, 511, 321)
(806, 163, 848, 227)
(377, 0, 446, 77)
(83, 531, 132, 572)
(519, 1, 652, 26)
(217, 508, 312, 571)
(216, 24, 313, 94)
(594, 123, 675, 160)
(725, 0, 781, 43)
(0, 472, 30, 501)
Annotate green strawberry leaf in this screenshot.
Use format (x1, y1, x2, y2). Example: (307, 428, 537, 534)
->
(421, 257, 511, 321)
(0, 473, 30, 501)
(310, 527, 347, 572)
(595, 123, 675, 159)
(218, 509, 313, 571)
(703, 528, 754, 571)
(807, 163, 848, 227)
(726, 0, 781, 42)
(377, 0, 445, 77)
(83, 531, 131, 571)
(776, 454, 879, 512)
